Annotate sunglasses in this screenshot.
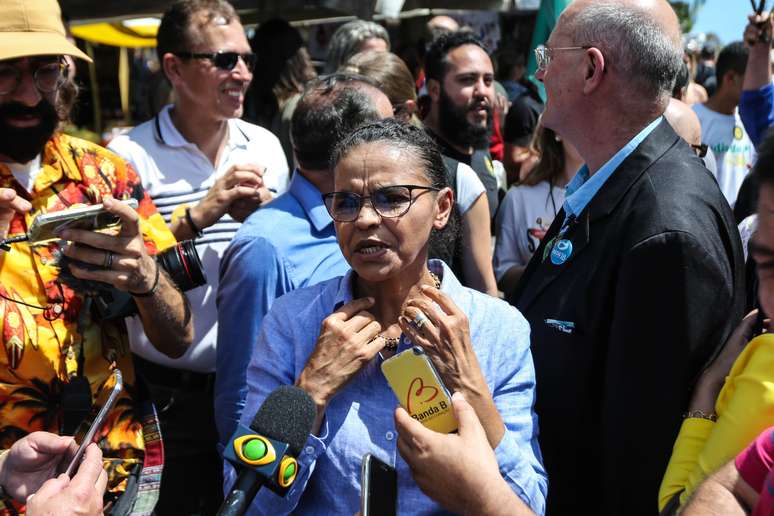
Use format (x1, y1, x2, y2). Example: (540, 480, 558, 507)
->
(323, 185, 440, 222)
(174, 51, 257, 72)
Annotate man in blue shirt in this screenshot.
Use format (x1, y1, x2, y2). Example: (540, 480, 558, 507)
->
(509, 1, 745, 513)
(215, 74, 392, 446)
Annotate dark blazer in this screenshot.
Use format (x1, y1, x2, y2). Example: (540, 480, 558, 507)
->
(508, 120, 745, 515)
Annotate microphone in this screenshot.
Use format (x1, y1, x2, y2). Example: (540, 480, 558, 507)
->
(218, 385, 316, 516)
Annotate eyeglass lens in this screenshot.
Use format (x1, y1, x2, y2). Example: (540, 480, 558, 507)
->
(0, 62, 65, 96)
(326, 186, 415, 221)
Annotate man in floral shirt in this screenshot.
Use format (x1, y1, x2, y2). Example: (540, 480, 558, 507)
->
(0, 0, 193, 514)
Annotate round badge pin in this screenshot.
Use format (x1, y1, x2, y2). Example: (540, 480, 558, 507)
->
(550, 239, 573, 265)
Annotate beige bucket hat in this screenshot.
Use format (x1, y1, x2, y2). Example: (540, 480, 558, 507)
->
(0, 0, 92, 62)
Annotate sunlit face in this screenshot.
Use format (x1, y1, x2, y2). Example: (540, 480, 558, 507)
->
(172, 19, 252, 121)
(332, 141, 452, 282)
(753, 182, 774, 319)
(535, 25, 584, 134)
(440, 44, 494, 132)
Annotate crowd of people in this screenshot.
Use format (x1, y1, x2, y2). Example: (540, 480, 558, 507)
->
(0, 0, 773, 514)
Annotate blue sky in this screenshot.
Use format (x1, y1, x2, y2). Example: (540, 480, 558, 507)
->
(691, 0, 751, 45)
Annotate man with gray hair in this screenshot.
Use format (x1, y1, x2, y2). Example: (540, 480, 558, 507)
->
(324, 19, 390, 73)
(509, 0, 745, 513)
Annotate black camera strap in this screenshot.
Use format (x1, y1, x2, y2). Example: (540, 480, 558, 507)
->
(61, 297, 93, 435)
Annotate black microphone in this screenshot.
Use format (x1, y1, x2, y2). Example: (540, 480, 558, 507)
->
(218, 385, 316, 516)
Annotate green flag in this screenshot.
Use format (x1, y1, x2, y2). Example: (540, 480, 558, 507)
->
(526, 0, 573, 99)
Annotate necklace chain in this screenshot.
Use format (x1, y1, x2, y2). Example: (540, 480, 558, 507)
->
(377, 271, 441, 352)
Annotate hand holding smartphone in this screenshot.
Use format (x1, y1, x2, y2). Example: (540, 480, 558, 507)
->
(64, 369, 123, 478)
(381, 347, 458, 434)
(27, 198, 138, 243)
(361, 453, 397, 516)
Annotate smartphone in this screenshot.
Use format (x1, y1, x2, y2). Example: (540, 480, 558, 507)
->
(361, 453, 397, 516)
(64, 369, 123, 478)
(381, 346, 458, 434)
(27, 198, 139, 243)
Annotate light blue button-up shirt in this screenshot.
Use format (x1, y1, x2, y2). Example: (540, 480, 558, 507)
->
(563, 117, 663, 221)
(226, 260, 547, 515)
(215, 171, 350, 445)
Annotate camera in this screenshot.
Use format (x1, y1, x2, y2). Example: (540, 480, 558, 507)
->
(157, 239, 208, 292)
(57, 239, 207, 320)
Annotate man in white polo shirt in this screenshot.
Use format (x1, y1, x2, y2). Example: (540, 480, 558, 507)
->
(108, 0, 288, 513)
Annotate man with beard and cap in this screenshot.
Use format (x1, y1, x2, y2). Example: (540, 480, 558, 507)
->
(0, 0, 194, 513)
(422, 31, 502, 224)
(107, 0, 289, 513)
(508, 0, 745, 513)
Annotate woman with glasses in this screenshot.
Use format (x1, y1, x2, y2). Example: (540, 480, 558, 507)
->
(234, 119, 547, 515)
(341, 52, 500, 297)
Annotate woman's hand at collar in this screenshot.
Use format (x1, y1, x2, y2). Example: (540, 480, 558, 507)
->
(399, 285, 505, 448)
(296, 296, 385, 434)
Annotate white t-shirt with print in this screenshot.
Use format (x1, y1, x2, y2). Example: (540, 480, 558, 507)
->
(455, 162, 486, 214)
(693, 103, 756, 206)
(493, 180, 565, 280)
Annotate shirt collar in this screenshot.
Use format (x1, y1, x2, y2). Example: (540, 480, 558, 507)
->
(331, 259, 460, 310)
(155, 104, 249, 151)
(564, 116, 662, 219)
(289, 171, 333, 232)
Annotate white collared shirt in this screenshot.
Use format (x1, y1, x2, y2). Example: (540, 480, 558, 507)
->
(108, 105, 289, 372)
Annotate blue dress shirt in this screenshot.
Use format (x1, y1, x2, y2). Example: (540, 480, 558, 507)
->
(563, 116, 663, 222)
(215, 171, 349, 445)
(227, 260, 547, 515)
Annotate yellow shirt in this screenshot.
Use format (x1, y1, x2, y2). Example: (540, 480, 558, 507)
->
(0, 133, 175, 508)
(658, 333, 774, 509)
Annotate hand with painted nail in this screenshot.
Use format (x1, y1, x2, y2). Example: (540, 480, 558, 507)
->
(0, 187, 31, 239)
(399, 285, 505, 448)
(296, 296, 384, 434)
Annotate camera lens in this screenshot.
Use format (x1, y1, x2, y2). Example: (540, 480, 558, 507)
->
(157, 240, 207, 291)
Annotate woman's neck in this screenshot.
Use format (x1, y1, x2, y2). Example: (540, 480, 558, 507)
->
(354, 261, 436, 331)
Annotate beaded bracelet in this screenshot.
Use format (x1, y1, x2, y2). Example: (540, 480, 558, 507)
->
(130, 260, 161, 298)
(683, 409, 718, 422)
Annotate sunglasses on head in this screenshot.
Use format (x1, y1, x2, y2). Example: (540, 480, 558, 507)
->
(174, 51, 257, 72)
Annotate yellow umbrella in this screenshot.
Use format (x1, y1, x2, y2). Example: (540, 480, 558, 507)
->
(70, 21, 157, 48)
(70, 19, 159, 130)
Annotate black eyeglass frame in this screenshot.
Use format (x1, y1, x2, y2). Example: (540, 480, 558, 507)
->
(173, 51, 257, 72)
(323, 184, 441, 222)
(0, 60, 69, 96)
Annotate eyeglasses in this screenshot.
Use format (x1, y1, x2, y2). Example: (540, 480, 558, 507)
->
(0, 61, 68, 96)
(323, 185, 440, 222)
(534, 44, 593, 72)
(174, 51, 257, 72)
(691, 143, 708, 158)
